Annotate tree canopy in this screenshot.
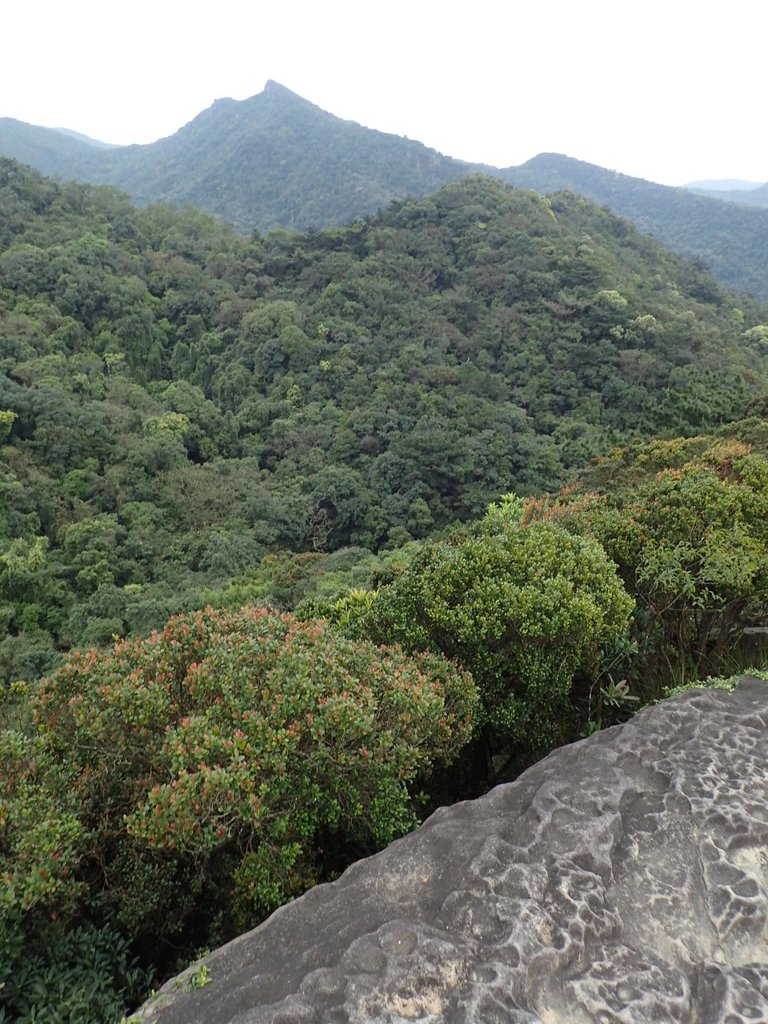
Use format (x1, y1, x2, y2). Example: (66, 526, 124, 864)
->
(1, 162, 766, 684)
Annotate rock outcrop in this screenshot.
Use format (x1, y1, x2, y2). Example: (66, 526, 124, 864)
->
(137, 677, 768, 1023)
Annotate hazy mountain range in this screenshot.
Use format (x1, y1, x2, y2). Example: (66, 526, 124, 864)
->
(686, 181, 768, 209)
(685, 179, 762, 191)
(2, 80, 767, 297)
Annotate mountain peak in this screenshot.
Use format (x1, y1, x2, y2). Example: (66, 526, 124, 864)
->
(2, 86, 767, 298)
(262, 80, 301, 99)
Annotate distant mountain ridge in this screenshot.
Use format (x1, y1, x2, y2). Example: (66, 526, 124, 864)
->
(684, 178, 763, 191)
(52, 127, 120, 149)
(686, 181, 768, 209)
(0, 117, 108, 180)
(500, 154, 768, 298)
(2, 81, 767, 297)
(1, 82, 484, 232)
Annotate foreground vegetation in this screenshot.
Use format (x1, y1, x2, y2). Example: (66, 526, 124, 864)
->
(1, 606, 476, 1021)
(4, 433, 768, 1020)
(2, 160, 768, 1020)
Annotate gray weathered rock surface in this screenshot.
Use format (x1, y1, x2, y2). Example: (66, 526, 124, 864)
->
(137, 678, 768, 1023)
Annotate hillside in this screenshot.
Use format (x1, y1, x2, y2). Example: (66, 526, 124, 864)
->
(2, 84, 768, 297)
(107, 81, 488, 231)
(1, 160, 768, 685)
(51, 127, 119, 149)
(0, 117, 107, 180)
(687, 182, 768, 208)
(501, 154, 768, 298)
(0, 82, 482, 232)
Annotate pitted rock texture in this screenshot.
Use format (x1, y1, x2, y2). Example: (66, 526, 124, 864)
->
(138, 678, 768, 1023)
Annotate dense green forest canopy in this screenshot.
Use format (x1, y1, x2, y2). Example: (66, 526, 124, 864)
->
(0, 82, 480, 234)
(1, 158, 768, 687)
(522, 420, 768, 684)
(687, 181, 768, 209)
(503, 154, 768, 299)
(3, 83, 768, 298)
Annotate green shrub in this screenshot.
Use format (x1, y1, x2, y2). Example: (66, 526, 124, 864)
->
(1, 606, 478, 986)
(526, 437, 768, 690)
(346, 509, 633, 752)
(0, 916, 151, 1024)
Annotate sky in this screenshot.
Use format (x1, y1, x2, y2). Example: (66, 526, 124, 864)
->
(2, 0, 765, 187)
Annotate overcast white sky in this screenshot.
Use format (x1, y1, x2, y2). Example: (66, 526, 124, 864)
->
(3, 0, 765, 187)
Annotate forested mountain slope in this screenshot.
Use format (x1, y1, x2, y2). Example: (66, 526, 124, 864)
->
(0, 117, 108, 180)
(1, 159, 767, 685)
(502, 154, 768, 299)
(3, 83, 767, 297)
(0, 82, 482, 232)
(688, 182, 768, 208)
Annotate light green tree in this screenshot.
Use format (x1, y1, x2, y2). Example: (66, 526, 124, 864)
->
(348, 501, 633, 755)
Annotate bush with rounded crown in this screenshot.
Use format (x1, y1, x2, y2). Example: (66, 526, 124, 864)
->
(346, 501, 633, 752)
(2, 605, 478, 973)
